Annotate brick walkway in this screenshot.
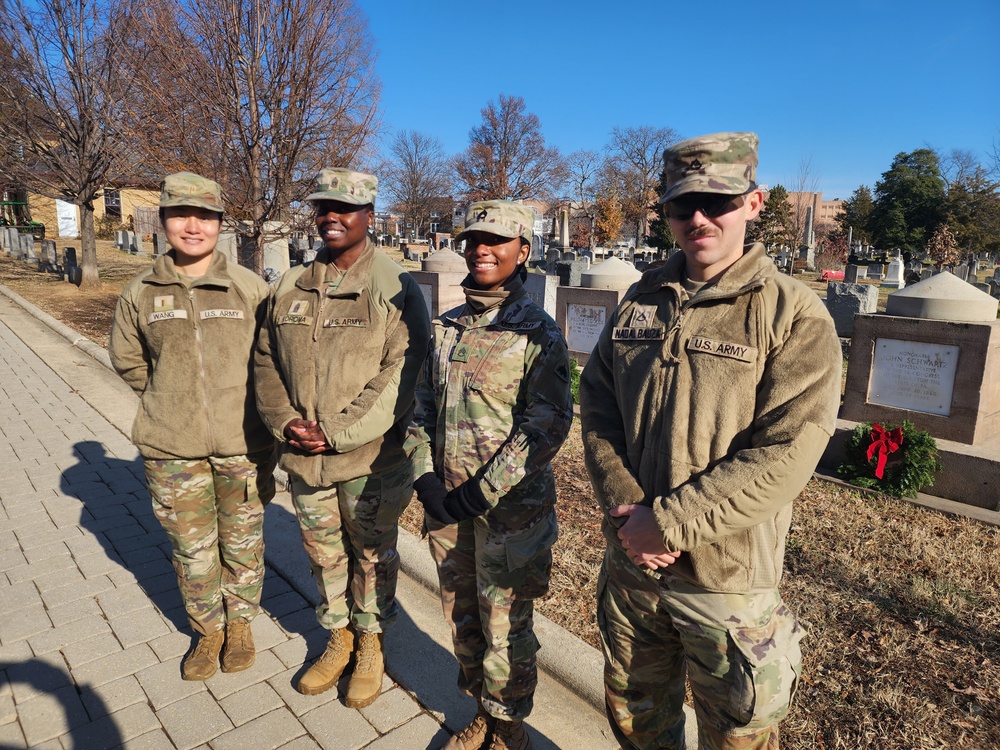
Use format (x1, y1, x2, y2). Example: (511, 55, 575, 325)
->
(0, 309, 457, 749)
(0, 286, 626, 750)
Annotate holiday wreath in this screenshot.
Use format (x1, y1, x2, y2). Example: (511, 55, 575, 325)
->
(836, 420, 941, 499)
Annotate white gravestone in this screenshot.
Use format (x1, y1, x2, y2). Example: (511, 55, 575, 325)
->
(566, 304, 606, 357)
(867, 338, 959, 417)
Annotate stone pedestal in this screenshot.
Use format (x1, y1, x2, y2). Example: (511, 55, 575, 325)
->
(410, 269, 465, 319)
(842, 315, 1000, 445)
(580, 257, 641, 291)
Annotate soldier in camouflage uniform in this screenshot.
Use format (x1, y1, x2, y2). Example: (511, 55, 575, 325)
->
(254, 168, 431, 708)
(579, 133, 842, 749)
(408, 200, 573, 750)
(109, 172, 275, 682)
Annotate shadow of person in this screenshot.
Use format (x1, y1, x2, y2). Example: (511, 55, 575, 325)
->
(59, 440, 185, 630)
(0, 659, 124, 749)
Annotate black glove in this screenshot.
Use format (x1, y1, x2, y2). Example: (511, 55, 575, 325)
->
(443, 479, 492, 522)
(413, 472, 457, 525)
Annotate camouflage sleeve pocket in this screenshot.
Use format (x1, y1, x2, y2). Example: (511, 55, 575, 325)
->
(504, 511, 558, 571)
(726, 603, 804, 728)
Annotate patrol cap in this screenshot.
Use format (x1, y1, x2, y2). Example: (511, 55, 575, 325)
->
(658, 132, 759, 204)
(456, 200, 534, 244)
(306, 167, 378, 206)
(159, 172, 224, 214)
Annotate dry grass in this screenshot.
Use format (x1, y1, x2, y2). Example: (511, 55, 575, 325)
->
(4, 250, 999, 747)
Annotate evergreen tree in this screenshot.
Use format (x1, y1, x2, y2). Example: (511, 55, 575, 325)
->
(745, 184, 793, 249)
(870, 149, 946, 252)
(835, 185, 875, 246)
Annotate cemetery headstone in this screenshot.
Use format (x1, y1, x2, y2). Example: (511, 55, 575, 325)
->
(523, 272, 558, 317)
(842, 272, 1000, 446)
(153, 233, 168, 256)
(21, 234, 38, 266)
(881, 258, 905, 289)
(555, 259, 589, 287)
(826, 281, 878, 337)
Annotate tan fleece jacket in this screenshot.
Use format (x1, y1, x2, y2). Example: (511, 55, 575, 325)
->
(580, 243, 842, 592)
(109, 250, 273, 460)
(254, 240, 431, 486)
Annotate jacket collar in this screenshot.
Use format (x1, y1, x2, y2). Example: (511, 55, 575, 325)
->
(638, 242, 773, 297)
(448, 286, 532, 330)
(296, 239, 376, 296)
(145, 250, 234, 289)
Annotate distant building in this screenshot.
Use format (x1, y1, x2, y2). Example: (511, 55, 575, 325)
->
(786, 191, 844, 226)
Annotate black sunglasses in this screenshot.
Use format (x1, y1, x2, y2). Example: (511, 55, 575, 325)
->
(663, 192, 747, 222)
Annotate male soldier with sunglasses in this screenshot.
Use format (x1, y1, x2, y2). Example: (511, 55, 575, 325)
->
(579, 132, 842, 750)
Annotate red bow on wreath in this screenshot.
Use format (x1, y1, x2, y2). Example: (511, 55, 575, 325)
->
(867, 423, 904, 479)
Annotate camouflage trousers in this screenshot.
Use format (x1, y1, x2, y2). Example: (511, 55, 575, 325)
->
(144, 449, 276, 636)
(598, 545, 803, 750)
(289, 459, 412, 633)
(426, 508, 556, 721)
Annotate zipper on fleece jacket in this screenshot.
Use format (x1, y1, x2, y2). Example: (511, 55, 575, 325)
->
(188, 287, 216, 453)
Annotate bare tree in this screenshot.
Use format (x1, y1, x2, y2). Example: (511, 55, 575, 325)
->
(787, 156, 821, 247)
(381, 130, 452, 239)
(604, 125, 679, 247)
(566, 149, 602, 248)
(0, 0, 130, 287)
(455, 94, 566, 201)
(114, 0, 381, 273)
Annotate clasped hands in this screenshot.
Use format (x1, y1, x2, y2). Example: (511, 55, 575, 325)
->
(610, 504, 680, 571)
(413, 472, 491, 525)
(284, 418, 330, 454)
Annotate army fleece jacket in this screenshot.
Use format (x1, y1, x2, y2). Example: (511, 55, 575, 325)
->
(109, 250, 273, 460)
(580, 243, 842, 593)
(408, 283, 573, 555)
(254, 240, 431, 487)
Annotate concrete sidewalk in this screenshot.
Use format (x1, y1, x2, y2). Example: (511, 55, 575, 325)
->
(0, 287, 625, 750)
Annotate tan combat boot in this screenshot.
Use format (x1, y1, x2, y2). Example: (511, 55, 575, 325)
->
(182, 630, 225, 681)
(221, 618, 255, 673)
(297, 627, 355, 695)
(344, 631, 384, 708)
(444, 708, 494, 750)
(488, 719, 530, 750)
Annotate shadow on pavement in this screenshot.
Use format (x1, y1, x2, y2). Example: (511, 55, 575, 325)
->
(0, 659, 123, 749)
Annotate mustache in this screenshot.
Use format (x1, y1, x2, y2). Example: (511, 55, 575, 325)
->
(686, 227, 715, 239)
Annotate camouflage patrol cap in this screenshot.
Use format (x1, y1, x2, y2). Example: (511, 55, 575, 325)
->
(456, 200, 534, 244)
(159, 172, 224, 213)
(306, 167, 378, 206)
(658, 132, 759, 204)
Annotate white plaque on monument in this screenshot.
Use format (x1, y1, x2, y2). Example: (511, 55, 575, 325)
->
(566, 303, 606, 355)
(867, 338, 959, 416)
(418, 283, 433, 319)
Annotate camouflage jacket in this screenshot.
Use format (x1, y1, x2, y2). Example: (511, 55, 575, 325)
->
(580, 243, 842, 593)
(254, 240, 431, 486)
(408, 286, 573, 527)
(109, 250, 273, 460)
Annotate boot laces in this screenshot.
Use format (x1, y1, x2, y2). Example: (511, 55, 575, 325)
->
(355, 632, 379, 671)
(318, 630, 348, 663)
(194, 631, 223, 657)
(457, 713, 490, 743)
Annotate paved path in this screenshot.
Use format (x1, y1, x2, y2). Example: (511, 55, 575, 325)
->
(0, 290, 622, 750)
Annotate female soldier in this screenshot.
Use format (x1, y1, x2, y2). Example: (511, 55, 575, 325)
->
(109, 172, 275, 681)
(254, 168, 430, 708)
(408, 200, 573, 750)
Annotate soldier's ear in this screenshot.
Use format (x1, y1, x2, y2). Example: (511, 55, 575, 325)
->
(517, 241, 530, 265)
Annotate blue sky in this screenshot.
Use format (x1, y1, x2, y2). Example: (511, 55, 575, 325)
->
(358, 0, 999, 201)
